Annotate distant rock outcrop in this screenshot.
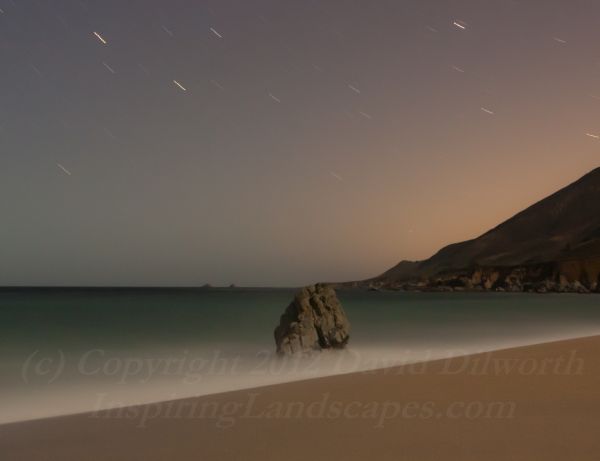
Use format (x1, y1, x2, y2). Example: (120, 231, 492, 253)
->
(346, 167, 600, 293)
(274, 284, 350, 356)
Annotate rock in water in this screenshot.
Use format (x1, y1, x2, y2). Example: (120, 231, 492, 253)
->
(274, 284, 350, 356)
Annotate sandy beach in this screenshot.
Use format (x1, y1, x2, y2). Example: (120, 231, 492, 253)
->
(1, 335, 599, 460)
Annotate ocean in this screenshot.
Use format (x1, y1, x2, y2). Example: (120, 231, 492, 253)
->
(1, 288, 599, 424)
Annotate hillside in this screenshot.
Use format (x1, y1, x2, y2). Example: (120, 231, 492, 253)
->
(351, 167, 600, 293)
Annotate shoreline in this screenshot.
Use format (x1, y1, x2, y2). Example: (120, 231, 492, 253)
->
(338, 284, 600, 294)
(3, 334, 598, 460)
(2, 331, 600, 427)
(2, 335, 599, 459)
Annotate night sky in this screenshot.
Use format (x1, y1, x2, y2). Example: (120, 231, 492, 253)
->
(1, 0, 599, 286)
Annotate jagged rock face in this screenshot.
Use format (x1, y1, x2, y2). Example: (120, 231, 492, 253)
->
(274, 284, 350, 356)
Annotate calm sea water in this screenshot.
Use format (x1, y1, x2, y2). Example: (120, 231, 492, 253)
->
(1, 288, 599, 423)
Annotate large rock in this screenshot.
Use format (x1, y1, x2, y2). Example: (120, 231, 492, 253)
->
(274, 284, 350, 356)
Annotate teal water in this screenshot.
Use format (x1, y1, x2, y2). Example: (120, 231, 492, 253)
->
(1, 288, 599, 423)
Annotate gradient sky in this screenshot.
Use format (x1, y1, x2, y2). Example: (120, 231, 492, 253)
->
(1, 0, 599, 286)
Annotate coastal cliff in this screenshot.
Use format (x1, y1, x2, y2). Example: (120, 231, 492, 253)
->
(347, 167, 600, 293)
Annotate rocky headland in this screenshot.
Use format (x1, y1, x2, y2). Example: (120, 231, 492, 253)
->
(344, 167, 600, 294)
